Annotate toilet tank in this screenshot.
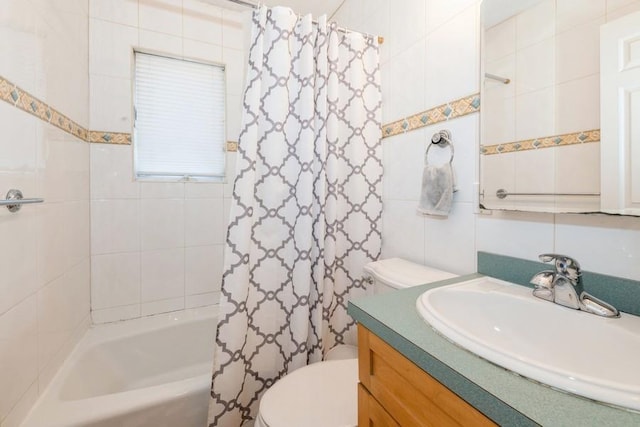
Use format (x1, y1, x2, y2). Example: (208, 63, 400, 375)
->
(363, 258, 458, 294)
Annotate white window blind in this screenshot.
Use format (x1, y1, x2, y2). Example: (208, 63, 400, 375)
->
(134, 52, 226, 180)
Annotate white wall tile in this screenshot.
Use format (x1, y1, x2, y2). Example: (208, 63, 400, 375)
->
(37, 259, 90, 373)
(424, 202, 477, 274)
(91, 199, 140, 254)
(140, 182, 184, 199)
(0, 208, 38, 316)
(183, 0, 223, 44)
(426, 0, 479, 33)
(0, 296, 37, 421)
(141, 248, 185, 302)
(89, 74, 132, 132)
(90, 144, 139, 199)
(554, 74, 600, 134)
(222, 9, 251, 51)
(556, 0, 605, 33)
(226, 93, 243, 141)
(183, 39, 223, 63)
(480, 152, 516, 209)
(424, 5, 479, 108)
(515, 87, 554, 140)
(140, 199, 184, 250)
(91, 252, 141, 309)
(185, 199, 224, 246)
(186, 245, 223, 295)
(185, 183, 224, 199)
(555, 214, 640, 280)
(223, 47, 246, 96)
(141, 297, 185, 316)
(555, 18, 603, 83)
(1, 381, 38, 427)
(514, 148, 555, 194)
(186, 291, 221, 309)
(139, 0, 183, 37)
(555, 143, 600, 194)
(0, 103, 37, 172)
(484, 17, 515, 62)
(476, 210, 555, 261)
(90, 0, 139, 26)
(388, 0, 426, 59)
(91, 304, 141, 324)
(382, 131, 425, 202)
(89, 18, 138, 78)
(36, 203, 67, 286)
(388, 40, 425, 120)
(515, 37, 555, 95)
(138, 29, 183, 57)
(606, 0, 640, 20)
(516, 0, 555, 49)
(381, 200, 425, 264)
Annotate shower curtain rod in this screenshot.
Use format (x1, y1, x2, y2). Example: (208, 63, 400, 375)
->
(224, 0, 385, 44)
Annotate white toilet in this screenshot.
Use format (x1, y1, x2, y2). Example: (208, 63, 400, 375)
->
(254, 258, 457, 427)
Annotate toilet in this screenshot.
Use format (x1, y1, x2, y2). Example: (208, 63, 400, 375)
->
(254, 258, 457, 427)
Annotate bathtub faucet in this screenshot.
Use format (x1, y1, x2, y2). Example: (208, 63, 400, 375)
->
(530, 254, 619, 318)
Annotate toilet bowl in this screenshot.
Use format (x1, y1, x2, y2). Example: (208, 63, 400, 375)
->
(254, 258, 457, 427)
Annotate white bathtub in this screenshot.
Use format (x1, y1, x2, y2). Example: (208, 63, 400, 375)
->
(21, 306, 218, 427)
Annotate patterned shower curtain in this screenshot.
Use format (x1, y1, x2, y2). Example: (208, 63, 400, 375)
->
(208, 5, 382, 426)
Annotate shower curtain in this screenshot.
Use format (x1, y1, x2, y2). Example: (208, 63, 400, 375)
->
(208, 6, 382, 426)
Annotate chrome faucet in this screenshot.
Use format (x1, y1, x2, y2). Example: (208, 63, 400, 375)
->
(530, 254, 620, 318)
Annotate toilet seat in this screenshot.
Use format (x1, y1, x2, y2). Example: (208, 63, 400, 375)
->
(255, 359, 358, 427)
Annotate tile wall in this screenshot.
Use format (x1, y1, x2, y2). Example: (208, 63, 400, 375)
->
(0, 1, 91, 426)
(333, 0, 640, 281)
(88, 0, 250, 323)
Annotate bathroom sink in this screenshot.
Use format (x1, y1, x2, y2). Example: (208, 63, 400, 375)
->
(416, 276, 640, 411)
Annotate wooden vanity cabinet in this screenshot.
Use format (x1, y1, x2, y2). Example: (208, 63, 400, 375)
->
(357, 324, 496, 427)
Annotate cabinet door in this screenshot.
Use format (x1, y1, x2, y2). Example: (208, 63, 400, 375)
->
(358, 325, 496, 427)
(358, 384, 400, 427)
(601, 10, 640, 215)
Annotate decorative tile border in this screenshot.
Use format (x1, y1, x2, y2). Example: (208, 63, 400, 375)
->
(1, 75, 88, 141)
(226, 141, 238, 152)
(381, 93, 481, 139)
(481, 129, 600, 155)
(1, 75, 239, 152)
(88, 131, 132, 145)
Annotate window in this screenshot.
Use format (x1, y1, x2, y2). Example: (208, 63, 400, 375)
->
(133, 52, 226, 181)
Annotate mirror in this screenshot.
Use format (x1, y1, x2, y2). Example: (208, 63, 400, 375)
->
(479, 0, 640, 214)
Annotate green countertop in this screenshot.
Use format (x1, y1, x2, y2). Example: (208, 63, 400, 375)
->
(348, 273, 640, 427)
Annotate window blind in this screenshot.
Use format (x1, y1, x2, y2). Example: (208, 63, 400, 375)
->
(134, 52, 226, 180)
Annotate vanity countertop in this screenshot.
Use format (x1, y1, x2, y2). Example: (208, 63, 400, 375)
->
(348, 273, 640, 427)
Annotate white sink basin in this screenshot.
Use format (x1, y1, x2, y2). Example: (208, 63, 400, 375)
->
(416, 276, 640, 411)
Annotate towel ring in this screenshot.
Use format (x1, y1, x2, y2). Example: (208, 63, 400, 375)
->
(426, 130, 454, 164)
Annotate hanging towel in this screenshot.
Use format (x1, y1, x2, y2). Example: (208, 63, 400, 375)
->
(418, 162, 455, 216)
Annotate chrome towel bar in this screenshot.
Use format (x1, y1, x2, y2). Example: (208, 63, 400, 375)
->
(496, 188, 600, 199)
(1, 189, 44, 212)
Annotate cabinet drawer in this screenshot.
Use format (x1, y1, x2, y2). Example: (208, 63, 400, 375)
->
(358, 325, 496, 427)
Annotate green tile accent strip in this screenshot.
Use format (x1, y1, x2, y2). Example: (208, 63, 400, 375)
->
(481, 129, 600, 155)
(381, 93, 480, 139)
(478, 251, 640, 316)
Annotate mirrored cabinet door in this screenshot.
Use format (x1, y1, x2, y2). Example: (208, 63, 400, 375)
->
(479, 0, 640, 215)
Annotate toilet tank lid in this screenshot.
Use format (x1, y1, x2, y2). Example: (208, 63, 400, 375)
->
(363, 258, 458, 289)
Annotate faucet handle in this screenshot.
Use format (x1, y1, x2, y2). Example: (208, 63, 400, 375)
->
(538, 254, 581, 281)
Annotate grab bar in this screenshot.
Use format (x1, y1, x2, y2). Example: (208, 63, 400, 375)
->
(496, 188, 600, 199)
(485, 73, 510, 84)
(1, 189, 44, 212)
